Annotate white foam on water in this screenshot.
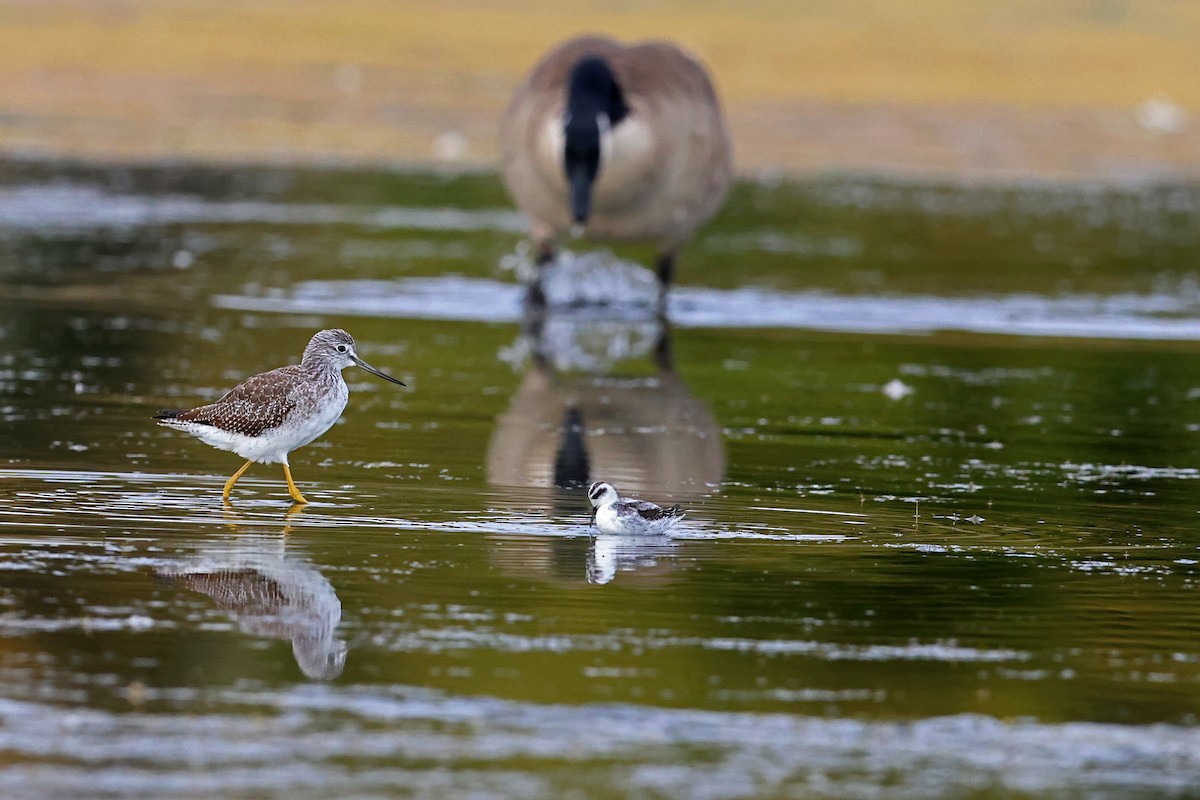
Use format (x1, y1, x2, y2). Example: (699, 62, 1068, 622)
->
(0, 184, 524, 232)
(0, 688, 1197, 799)
(214, 275, 1200, 341)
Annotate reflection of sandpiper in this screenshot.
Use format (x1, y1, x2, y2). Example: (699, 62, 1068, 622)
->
(501, 35, 732, 309)
(154, 518, 347, 680)
(487, 317, 724, 501)
(588, 481, 684, 535)
(155, 329, 405, 504)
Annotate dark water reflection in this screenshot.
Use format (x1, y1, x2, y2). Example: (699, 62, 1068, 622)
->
(487, 315, 724, 499)
(1, 159, 1200, 797)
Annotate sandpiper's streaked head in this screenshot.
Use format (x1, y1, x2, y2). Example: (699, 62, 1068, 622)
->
(302, 328, 357, 370)
(302, 329, 405, 386)
(588, 480, 618, 508)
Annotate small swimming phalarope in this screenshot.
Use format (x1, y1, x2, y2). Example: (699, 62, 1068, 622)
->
(587, 481, 684, 534)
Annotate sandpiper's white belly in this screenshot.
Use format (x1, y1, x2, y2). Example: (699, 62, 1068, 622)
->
(288, 382, 350, 452)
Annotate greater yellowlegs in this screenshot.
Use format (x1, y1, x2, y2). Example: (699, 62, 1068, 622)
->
(155, 329, 405, 504)
(587, 481, 684, 534)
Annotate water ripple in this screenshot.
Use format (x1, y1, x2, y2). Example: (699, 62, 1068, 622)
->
(0, 688, 1197, 799)
(0, 184, 524, 233)
(215, 275, 1200, 341)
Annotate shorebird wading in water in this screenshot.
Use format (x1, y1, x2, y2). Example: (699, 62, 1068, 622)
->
(588, 481, 685, 534)
(500, 35, 733, 309)
(155, 329, 405, 504)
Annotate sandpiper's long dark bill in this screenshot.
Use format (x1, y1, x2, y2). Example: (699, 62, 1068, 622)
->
(154, 329, 405, 504)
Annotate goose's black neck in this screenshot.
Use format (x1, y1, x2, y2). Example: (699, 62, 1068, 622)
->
(565, 56, 629, 128)
(562, 56, 628, 224)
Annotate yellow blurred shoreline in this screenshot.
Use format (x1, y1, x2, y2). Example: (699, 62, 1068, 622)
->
(1, 0, 1197, 183)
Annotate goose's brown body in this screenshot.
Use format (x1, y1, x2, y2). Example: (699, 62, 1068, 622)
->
(500, 36, 732, 282)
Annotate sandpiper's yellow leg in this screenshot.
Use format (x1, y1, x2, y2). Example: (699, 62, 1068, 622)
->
(282, 463, 309, 504)
(223, 460, 254, 503)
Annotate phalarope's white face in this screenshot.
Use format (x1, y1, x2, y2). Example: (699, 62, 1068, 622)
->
(588, 481, 618, 508)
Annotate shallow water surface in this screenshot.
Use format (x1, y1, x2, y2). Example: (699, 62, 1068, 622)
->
(1, 160, 1199, 798)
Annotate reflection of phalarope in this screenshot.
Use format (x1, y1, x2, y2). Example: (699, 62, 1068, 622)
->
(587, 534, 677, 585)
(588, 481, 684, 535)
(154, 329, 405, 504)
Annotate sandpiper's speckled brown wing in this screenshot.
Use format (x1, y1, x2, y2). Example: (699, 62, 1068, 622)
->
(155, 569, 309, 640)
(156, 569, 287, 614)
(171, 366, 304, 437)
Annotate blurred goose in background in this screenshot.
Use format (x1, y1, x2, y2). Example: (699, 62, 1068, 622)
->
(500, 35, 733, 309)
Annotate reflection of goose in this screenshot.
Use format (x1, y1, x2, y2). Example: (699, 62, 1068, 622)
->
(551, 405, 590, 488)
(487, 317, 724, 499)
(154, 526, 346, 680)
(501, 35, 732, 307)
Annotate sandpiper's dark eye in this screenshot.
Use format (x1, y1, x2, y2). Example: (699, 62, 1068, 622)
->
(336, 344, 348, 353)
